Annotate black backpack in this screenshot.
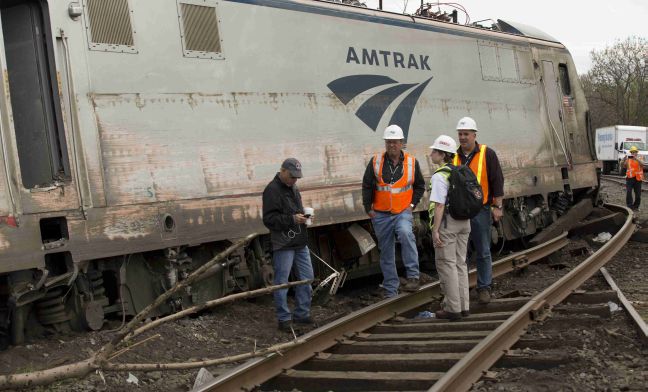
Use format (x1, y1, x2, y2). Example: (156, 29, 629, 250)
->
(438, 164, 484, 220)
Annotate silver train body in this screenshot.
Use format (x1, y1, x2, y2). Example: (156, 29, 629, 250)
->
(0, 0, 597, 343)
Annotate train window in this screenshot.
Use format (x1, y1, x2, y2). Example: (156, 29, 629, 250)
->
(84, 0, 137, 53)
(558, 63, 572, 96)
(177, 0, 224, 60)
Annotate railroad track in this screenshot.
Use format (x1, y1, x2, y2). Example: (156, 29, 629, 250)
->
(198, 204, 635, 392)
(601, 174, 648, 192)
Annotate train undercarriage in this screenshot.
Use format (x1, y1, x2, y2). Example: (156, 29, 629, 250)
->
(0, 185, 598, 349)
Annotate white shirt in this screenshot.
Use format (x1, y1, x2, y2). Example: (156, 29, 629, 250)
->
(429, 172, 449, 205)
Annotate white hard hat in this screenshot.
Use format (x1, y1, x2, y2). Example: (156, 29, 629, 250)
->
(456, 116, 478, 131)
(430, 135, 457, 154)
(383, 124, 404, 140)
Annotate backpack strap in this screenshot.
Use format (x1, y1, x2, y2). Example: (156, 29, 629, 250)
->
(432, 164, 454, 228)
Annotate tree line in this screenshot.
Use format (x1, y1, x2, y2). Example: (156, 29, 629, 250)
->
(580, 36, 648, 129)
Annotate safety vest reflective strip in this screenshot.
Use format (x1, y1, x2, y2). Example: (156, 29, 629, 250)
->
(406, 155, 414, 184)
(476, 145, 486, 185)
(627, 158, 644, 180)
(376, 184, 413, 193)
(374, 154, 383, 182)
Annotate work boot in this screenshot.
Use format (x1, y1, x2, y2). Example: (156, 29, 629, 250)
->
(294, 316, 315, 325)
(461, 310, 470, 317)
(378, 289, 397, 299)
(477, 288, 491, 304)
(277, 320, 293, 333)
(434, 309, 462, 321)
(402, 278, 420, 292)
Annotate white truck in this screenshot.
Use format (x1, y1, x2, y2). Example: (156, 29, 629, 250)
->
(595, 125, 648, 174)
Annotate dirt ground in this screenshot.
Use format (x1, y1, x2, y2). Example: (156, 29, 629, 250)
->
(0, 274, 399, 392)
(1, 178, 646, 391)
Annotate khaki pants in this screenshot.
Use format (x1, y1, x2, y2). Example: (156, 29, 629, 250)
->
(434, 214, 471, 313)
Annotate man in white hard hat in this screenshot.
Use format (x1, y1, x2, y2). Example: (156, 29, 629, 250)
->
(428, 135, 471, 320)
(454, 117, 504, 304)
(362, 125, 426, 297)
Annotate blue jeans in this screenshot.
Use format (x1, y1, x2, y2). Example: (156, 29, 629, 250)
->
(626, 178, 642, 209)
(372, 210, 420, 297)
(469, 206, 493, 290)
(272, 246, 314, 322)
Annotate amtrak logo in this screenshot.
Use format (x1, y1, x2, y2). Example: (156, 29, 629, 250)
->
(327, 74, 432, 140)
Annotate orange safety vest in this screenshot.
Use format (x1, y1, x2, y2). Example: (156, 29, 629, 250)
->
(453, 144, 489, 205)
(626, 157, 644, 181)
(372, 152, 415, 214)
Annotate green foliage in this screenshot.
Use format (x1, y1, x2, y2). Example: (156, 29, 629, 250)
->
(581, 36, 648, 129)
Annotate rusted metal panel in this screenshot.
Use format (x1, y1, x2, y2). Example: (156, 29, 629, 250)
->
(19, 185, 80, 212)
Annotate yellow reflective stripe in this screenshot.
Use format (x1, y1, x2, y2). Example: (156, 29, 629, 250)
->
(428, 201, 436, 230)
(453, 154, 459, 166)
(434, 164, 452, 177)
(476, 144, 486, 185)
(406, 156, 414, 184)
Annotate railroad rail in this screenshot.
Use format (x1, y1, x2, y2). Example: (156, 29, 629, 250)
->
(600, 267, 648, 344)
(601, 174, 648, 192)
(199, 204, 634, 392)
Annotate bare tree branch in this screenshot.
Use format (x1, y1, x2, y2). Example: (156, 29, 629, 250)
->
(582, 36, 648, 128)
(125, 279, 311, 342)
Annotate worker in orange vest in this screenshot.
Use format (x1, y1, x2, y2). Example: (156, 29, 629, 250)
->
(454, 117, 504, 304)
(622, 146, 644, 211)
(362, 125, 426, 298)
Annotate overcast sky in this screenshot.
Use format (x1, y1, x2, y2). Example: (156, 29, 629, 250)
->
(365, 0, 648, 74)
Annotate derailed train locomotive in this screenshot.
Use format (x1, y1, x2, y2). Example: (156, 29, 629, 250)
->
(0, 0, 598, 344)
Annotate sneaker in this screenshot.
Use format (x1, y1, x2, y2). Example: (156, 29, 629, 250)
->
(477, 288, 491, 304)
(461, 310, 470, 317)
(277, 320, 293, 333)
(402, 278, 420, 292)
(294, 316, 314, 325)
(434, 309, 462, 321)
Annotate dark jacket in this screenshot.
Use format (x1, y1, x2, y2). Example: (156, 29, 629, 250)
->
(362, 151, 426, 214)
(262, 174, 308, 251)
(455, 142, 505, 204)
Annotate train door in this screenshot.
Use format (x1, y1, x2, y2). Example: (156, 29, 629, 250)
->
(541, 60, 572, 167)
(1, 0, 79, 213)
